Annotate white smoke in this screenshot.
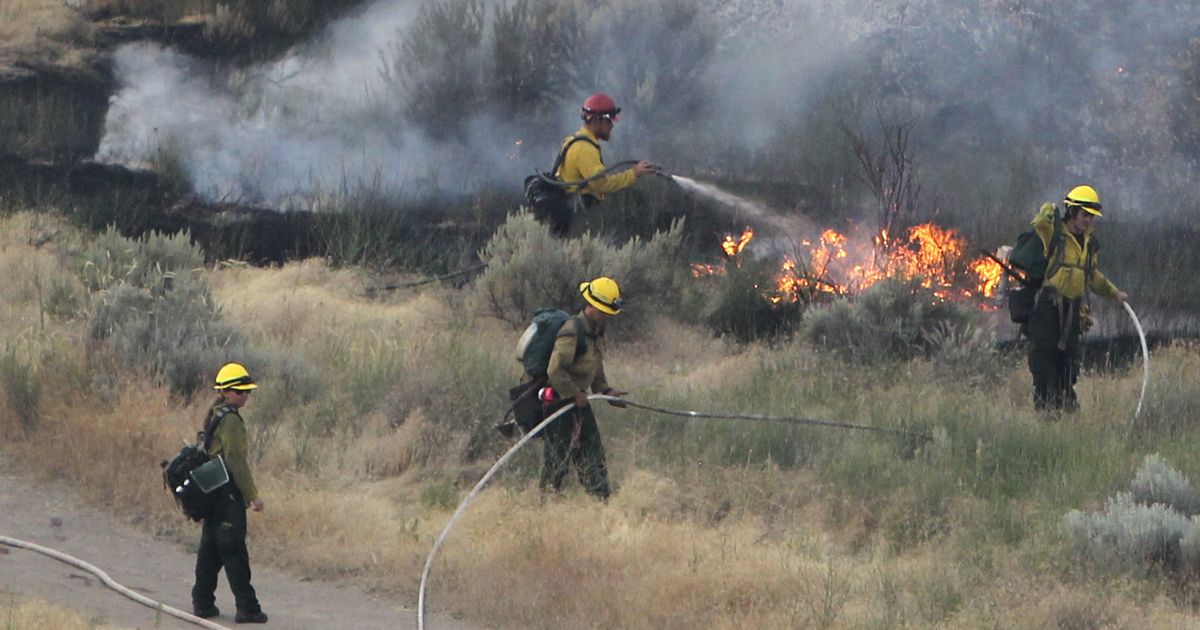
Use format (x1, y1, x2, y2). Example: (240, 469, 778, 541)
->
(94, 0, 1200, 221)
(96, 0, 539, 208)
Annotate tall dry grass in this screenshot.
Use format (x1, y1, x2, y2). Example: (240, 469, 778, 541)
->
(3, 210, 1200, 628)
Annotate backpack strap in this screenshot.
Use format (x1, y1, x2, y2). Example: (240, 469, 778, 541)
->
(551, 135, 602, 182)
(1044, 214, 1067, 282)
(200, 405, 232, 452)
(569, 314, 589, 359)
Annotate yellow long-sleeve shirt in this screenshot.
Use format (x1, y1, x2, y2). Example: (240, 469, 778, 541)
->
(1032, 203, 1119, 300)
(553, 127, 637, 200)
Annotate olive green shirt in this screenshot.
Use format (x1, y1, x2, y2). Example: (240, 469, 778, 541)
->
(205, 401, 258, 504)
(546, 312, 611, 400)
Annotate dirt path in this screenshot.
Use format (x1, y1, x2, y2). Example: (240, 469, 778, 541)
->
(0, 460, 474, 630)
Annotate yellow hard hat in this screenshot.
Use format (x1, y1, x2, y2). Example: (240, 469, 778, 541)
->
(214, 362, 257, 391)
(579, 277, 622, 315)
(1064, 185, 1102, 216)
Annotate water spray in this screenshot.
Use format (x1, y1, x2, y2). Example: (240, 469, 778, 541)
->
(1122, 301, 1151, 441)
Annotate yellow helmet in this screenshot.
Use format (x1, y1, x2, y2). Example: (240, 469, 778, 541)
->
(214, 362, 257, 391)
(1064, 185, 1102, 216)
(579, 276, 622, 315)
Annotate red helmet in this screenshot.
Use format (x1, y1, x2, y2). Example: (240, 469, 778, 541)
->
(581, 93, 621, 122)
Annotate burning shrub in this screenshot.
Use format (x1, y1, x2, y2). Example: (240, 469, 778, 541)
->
(469, 211, 686, 334)
(800, 278, 978, 363)
(1062, 454, 1200, 574)
(704, 260, 802, 344)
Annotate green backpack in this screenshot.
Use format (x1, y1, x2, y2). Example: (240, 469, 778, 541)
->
(499, 309, 588, 438)
(516, 308, 586, 378)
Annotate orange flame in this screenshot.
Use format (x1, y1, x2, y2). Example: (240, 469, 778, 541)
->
(721, 229, 754, 258)
(761, 222, 1006, 304)
(696, 221, 1003, 306)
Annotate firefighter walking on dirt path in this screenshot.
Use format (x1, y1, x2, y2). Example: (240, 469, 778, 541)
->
(535, 93, 656, 237)
(538, 277, 628, 499)
(1021, 186, 1128, 413)
(191, 362, 268, 624)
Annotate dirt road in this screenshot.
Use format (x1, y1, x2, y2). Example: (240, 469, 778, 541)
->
(0, 460, 474, 630)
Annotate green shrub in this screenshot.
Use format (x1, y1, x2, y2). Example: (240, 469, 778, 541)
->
(469, 211, 686, 334)
(0, 348, 40, 432)
(87, 274, 241, 398)
(1130, 453, 1200, 516)
(42, 275, 81, 321)
(78, 227, 203, 292)
(1062, 454, 1200, 573)
(1062, 492, 1192, 571)
(487, 0, 574, 117)
(800, 279, 979, 363)
(79, 230, 242, 398)
(391, 0, 486, 141)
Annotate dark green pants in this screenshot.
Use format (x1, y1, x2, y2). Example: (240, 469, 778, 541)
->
(192, 486, 261, 614)
(540, 403, 611, 499)
(1027, 294, 1082, 412)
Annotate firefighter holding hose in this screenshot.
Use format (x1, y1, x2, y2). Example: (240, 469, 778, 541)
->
(528, 93, 657, 236)
(1018, 186, 1129, 412)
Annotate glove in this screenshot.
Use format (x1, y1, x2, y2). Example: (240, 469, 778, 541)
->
(1079, 305, 1094, 333)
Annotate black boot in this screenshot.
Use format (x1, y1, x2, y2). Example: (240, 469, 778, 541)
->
(235, 609, 268, 624)
(193, 604, 220, 619)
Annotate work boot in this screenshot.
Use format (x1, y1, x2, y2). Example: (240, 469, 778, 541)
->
(235, 609, 268, 624)
(192, 604, 219, 619)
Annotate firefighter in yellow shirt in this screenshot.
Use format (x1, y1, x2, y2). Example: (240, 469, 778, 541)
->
(1026, 186, 1128, 412)
(534, 93, 655, 236)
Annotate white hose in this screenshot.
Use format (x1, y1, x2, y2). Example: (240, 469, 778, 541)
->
(416, 392, 927, 628)
(1122, 301, 1151, 439)
(0, 535, 230, 630)
(417, 399, 581, 630)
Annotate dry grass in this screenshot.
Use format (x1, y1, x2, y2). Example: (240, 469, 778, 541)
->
(0, 0, 91, 72)
(3, 211, 1200, 628)
(0, 593, 126, 629)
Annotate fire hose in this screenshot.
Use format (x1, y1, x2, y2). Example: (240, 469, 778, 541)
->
(1122, 301, 1151, 441)
(416, 395, 930, 629)
(534, 160, 672, 190)
(0, 535, 230, 630)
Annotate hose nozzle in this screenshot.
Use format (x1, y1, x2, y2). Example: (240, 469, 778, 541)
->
(647, 163, 672, 179)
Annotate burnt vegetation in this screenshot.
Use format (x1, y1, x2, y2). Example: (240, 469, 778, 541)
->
(3, 0, 1200, 346)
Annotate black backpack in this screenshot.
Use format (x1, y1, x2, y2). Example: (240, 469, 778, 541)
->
(1005, 209, 1097, 324)
(498, 310, 587, 438)
(523, 135, 601, 237)
(161, 406, 231, 521)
